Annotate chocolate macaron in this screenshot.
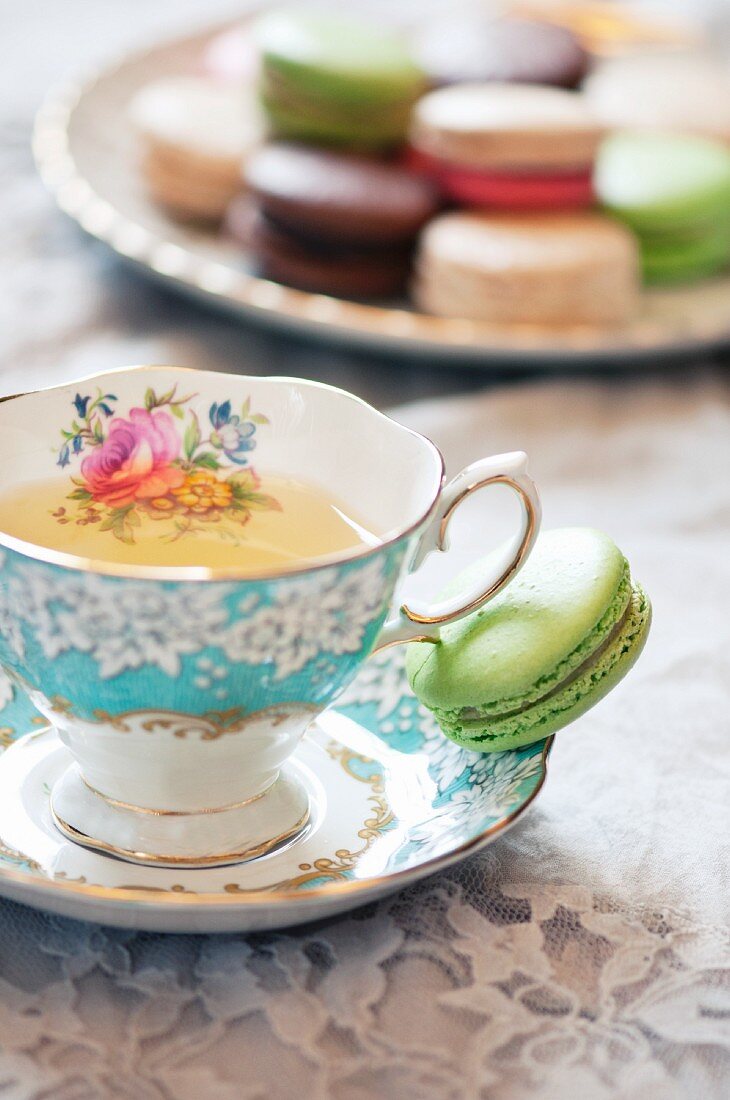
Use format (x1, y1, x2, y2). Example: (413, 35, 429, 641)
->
(412, 16, 590, 90)
(233, 143, 440, 297)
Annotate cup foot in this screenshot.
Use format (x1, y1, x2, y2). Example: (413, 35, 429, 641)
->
(50, 762, 312, 869)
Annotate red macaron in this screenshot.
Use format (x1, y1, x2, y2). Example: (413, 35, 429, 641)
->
(408, 84, 604, 212)
(406, 147, 594, 209)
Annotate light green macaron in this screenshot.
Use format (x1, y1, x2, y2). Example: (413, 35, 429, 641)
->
(596, 131, 730, 233)
(595, 131, 730, 284)
(640, 227, 730, 284)
(254, 8, 426, 148)
(406, 527, 651, 752)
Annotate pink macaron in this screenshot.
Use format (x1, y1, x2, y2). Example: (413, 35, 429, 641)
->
(409, 84, 603, 211)
(406, 147, 594, 209)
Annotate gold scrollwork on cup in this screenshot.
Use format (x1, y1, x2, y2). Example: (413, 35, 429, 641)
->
(78, 702, 320, 741)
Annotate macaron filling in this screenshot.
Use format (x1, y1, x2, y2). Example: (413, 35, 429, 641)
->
(406, 147, 595, 209)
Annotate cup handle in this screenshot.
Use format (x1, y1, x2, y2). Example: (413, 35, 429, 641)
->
(375, 451, 541, 650)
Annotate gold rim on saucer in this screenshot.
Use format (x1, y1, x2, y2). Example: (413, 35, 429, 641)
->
(0, 725, 553, 912)
(51, 802, 311, 869)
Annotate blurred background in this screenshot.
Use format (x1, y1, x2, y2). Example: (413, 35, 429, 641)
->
(5, 0, 730, 404)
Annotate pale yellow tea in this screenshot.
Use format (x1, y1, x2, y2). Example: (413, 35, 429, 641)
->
(0, 474, 380, 571)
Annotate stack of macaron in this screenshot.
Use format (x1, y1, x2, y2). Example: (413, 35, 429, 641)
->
(406, 79, 642, 324)
(126, 5, 730, 318)
(595, 131, 730, 284)
(253, 8, 426, 150)
(228, 143, 439, 296)
(240, 6, 634, 312)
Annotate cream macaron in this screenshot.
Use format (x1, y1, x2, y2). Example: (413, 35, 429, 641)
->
(414, 210, 640, 326)
(408, 83, 605, 209)
(585, 54, 730, 145)
(411, 82, 604, 172)
(129, 76, 264, 221)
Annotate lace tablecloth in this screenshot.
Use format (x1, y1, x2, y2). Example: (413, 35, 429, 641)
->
(2, 2, 730, 1097)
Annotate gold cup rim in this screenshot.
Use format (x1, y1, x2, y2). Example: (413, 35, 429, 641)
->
(0, 364, 445, 583)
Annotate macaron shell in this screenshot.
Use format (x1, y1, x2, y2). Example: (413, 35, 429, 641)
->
(255, 10, 425, 104)
(412, 16, 590, 89)
(246, 144, 440, 244)
(596, 132, 730, 233)
(227, 197, 412, 298)
(641, 228, 730, 284)
(444, 580, 651, 751)
(411, 84, 604, 171)
(139, 142, 245, 221)
(406, 528, 630, 714)
(585, 54, 730, 143)
(141, 152, 239, 221)
(128, 77, 263, 160)
(414, 211, 639, 325)
(260, 89, 414, 147)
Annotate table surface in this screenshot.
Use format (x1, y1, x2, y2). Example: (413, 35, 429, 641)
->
(2, 3, 729, 1098)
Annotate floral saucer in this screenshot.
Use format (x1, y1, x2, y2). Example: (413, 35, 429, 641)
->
(0, 654, 551, 933)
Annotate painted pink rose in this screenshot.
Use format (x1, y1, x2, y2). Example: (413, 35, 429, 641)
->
(81, 408, 184, 508)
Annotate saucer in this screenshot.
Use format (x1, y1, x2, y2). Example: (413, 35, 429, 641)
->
(0, 654, 552, 933)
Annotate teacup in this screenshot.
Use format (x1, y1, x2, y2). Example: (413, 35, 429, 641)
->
(0, 367, 540, 866)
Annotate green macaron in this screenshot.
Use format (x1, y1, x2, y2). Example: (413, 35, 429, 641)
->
(640, 227, 730, 284)
(405, 528, 651, 752)
(254, 9, 426, 148)
(596, 131, 730, 234)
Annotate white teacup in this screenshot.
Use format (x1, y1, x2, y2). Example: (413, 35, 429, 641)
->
(0, 367, 540, 866)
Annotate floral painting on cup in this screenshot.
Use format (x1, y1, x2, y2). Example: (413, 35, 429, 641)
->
(54, 386, 279, 545)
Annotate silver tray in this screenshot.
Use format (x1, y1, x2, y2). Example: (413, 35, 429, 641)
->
(33, 19, 730, 365)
